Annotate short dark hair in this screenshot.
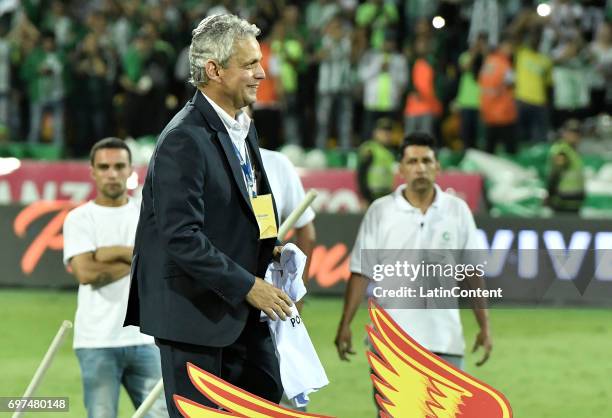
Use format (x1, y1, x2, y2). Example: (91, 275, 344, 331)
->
(90, 137, 132, 165)
(399, 132, 438, 160)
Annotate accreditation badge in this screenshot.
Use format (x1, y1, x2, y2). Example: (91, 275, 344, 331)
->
(250, 194, 278, 239)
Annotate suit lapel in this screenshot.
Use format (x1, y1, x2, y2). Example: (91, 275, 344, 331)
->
(192, 91, 276, 228)
(245, 125, 279, 227)
(192, 92, 254, 214)
(245, 125, 267, 193)
(216, 129, 253, 212)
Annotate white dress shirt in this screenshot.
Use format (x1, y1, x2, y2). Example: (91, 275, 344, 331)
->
(201, 91, 257, 194)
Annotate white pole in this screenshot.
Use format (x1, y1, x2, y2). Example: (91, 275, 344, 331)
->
(131, 379, 164, 418)
(278, 189, 318, 240)
(133, 190, 318, 417)
(12, 320, 73, 418)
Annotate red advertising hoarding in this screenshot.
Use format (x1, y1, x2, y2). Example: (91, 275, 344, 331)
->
(0, 162, 483, 212)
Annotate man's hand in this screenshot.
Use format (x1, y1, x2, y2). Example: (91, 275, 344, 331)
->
(245, 277, 293, 321)
(472, 329, 493, 366)
(335, 323, 356, 361)
(272, 245, 283, 262)
(335, 274, 368, 362)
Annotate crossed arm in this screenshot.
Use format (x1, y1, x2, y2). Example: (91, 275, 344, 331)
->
(69, 246, 133, 289)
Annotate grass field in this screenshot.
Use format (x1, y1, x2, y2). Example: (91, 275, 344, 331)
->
(1, 289, 611, 418)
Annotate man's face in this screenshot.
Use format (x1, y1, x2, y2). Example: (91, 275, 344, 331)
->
(283, 6, 299, 24)
(475, 35, 488, 51)
(596, 23, 610, 43)
(414, 38, 429, 56)
(219, 36, 265, 109)
(326, 19, 342, 39)
(42, 38, 55, 52)
(91, 148, 132, 200)
(500, 40, 514, 56)
(399, 145, 439, 193)
(563, 129, 580, 146)
(382, 39, 396, 53)
(374, 127, 392, 145)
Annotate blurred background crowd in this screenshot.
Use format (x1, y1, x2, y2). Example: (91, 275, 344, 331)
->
(0, 0, 609, 151)
(0, 0, 610, 216)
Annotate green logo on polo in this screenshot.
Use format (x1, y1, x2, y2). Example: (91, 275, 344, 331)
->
(442, 231, 450, 241)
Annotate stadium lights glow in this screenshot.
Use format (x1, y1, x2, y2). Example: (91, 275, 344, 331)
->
(0, 157, 21, 176)
(127, 171, 139, 190)
(537, 3, 551, 17)
(432, 16, 445, 29)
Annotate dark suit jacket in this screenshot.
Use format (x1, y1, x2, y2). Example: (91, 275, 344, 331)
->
(124, 91, 278, 347)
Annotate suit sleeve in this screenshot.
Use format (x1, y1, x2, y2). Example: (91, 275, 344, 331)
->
(151, 128, 255, 307)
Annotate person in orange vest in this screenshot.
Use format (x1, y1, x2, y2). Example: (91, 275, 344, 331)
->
(403, 37, 442, 136)
(253, 38, 283, 149)
(478, 36, 518, 154)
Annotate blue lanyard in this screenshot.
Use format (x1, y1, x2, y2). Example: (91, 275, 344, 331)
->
(231, 141, 256, 198)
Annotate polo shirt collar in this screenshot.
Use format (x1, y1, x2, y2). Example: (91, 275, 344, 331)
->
(393, 183, 443, 212)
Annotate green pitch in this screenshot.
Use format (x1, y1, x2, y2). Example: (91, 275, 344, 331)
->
(1, 289, 610, 417)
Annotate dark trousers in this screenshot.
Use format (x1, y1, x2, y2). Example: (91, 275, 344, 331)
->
(485, 123, 517, 154)
(517, 100, 548, 142)
(459, 108, 479, 150)
(156, 309, 282, 417)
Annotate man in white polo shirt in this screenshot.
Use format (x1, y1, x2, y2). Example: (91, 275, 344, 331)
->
(335, 132, 492, 410)
(63, 138, 166, 418)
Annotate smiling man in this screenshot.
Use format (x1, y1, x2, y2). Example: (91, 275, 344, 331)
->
(62, 137, 167, 418)
(124, 14, 293, 416)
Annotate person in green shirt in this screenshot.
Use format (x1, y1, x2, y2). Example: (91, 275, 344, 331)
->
(357, 117, 397, 204)
(0, 18, 13, 140)
(22, 31, 66, 147)
(120, 25, 173, 138)
(355, 0, 400, 50)
(456, 33, 487, 150)
(547, 119, 585, 213)
(270, 6, 306, 146)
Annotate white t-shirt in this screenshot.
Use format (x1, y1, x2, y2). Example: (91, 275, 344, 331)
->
(260, 148, 315, 228)
(63, 199, 154, 349)
(263, 244, 328, 407)
(349, 184, 481, 356)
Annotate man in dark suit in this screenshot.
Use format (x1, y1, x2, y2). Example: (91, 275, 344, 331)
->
(124, 14, 293, 416)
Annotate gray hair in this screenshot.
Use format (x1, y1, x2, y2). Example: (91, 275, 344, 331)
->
(189, 14, 261, 87)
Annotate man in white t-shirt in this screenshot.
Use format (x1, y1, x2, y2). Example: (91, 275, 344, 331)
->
(260, 148, 316, 302)
(334, 132, 493, 412)
(63, 138, 166, 418)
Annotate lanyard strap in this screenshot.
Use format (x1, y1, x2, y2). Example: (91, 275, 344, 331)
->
(231, 141, 256, 198)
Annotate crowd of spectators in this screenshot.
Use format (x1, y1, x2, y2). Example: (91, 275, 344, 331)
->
(0, 0, 610, 157)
